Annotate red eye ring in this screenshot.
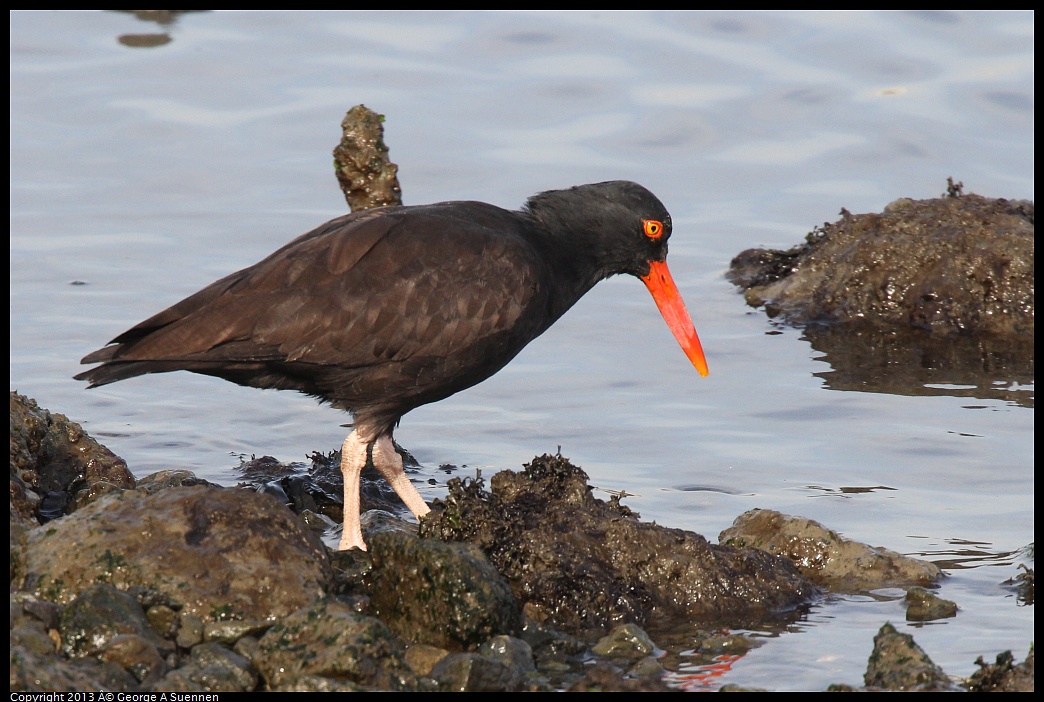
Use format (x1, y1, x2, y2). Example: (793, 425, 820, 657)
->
(643, 219, 664, 240)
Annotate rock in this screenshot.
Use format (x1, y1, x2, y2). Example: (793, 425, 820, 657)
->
(13, 395, 1024, 691)
(719, 509, 940, 592)
(134, 469, 215, 494)
(1008, 563, 1034, 605)
(203, 618, 273, 644)
(270, 675, 364, 692)
(10, 620, 57, 657)
(178, 641, 258, 692)
(368, 531, 520, 650)
(477, 635, 536, 675)
(429, 652, 521, 692)
(254, 598, 427, 691)
(592, 623, 658, 660)
(58, 583, 168, 658)
(404, 643, 450, 676)
(232, 450, 418, 535)
(728, 189, 1034, 336)
(10, 645, 137, 693)
(864, 622, 958, 691)
(965, 648, 1034, 692)
(18, 485, 331, 623)
(176, 613, 204, 649)
(332, 104, 402, 212)
(10, 390, 135, 525)
(421, 454, 817, 634)
(517, 614, 586, 670)
(566, 663, 677, 692)
(97, 634, 167, 686)
(13, 592, 63, 631)
(904, 586, 958, 621)
(727, 190, 1034, 404)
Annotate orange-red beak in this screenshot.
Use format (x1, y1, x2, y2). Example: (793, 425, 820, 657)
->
(640, 260, 709, 377)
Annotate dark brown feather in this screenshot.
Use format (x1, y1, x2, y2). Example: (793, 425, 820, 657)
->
(76, 181, 684, 438)
(76, 202, 554, 434)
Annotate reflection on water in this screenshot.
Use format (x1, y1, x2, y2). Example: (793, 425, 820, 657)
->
(110, 10, 207, 48)
(805, 323, 1033, 408)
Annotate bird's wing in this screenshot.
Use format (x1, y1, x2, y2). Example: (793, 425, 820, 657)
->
(88, 204, 550, 372)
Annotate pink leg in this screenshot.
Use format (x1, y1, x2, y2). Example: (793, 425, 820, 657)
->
(372, 435, 431, 521)
(338, 431, 369, 551)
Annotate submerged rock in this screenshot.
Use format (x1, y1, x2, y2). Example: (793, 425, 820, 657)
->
(233, 449, 420, 533)
(420, 453, 818, 634)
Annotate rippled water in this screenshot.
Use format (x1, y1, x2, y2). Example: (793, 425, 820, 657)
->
(11, 10, 1033, 690)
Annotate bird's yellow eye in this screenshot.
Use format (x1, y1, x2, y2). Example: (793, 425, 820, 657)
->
(643, 219, 664, 239)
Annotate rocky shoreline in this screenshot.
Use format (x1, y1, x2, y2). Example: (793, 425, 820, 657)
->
(10, 391, 1033, 691)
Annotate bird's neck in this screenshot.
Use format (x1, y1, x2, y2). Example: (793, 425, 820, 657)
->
(526, 215, 621, 321)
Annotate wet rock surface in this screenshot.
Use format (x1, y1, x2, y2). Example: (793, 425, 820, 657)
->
(235, 449, 423, 535)
(966, 647, 1036, 693)
(17, 483, 331, 622)
(719, 508, 941, 593)
(863, 622, 960, 691)
(903, 586, 958, 622)
(420, 453, 819, 633)
(727, 186, 1034, 406)
(428, 649, 527, 692)
(368, 531, 520, 650)
(8, 393, 1034, 691)
(728, 185, 1034, 336)
(10, 391, 135, 529)
(332, 104, 403, 212)
(255, 598, 426, 691)
(58, 583, 172, 659)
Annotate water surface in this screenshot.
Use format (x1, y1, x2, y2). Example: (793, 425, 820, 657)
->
(10, 10, 1033, 690)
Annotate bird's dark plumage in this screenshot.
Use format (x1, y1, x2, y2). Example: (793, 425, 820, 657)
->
(77, 181, 708, 549)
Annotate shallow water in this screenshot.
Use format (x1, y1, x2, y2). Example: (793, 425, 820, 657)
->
(10, 10, 1033, 690)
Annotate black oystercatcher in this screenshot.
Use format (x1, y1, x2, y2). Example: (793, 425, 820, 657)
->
(76, 181, 709, 550)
